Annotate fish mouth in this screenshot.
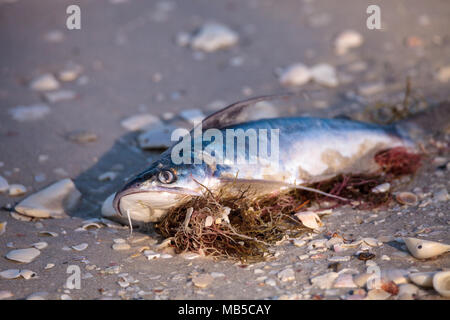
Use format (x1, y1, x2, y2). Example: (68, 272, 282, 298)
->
(113, 185, 201, 217)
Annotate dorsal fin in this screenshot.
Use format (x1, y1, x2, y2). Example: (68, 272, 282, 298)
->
(198, 93, 294, 131)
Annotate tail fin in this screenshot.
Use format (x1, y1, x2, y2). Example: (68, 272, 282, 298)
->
(395, 101, 450, 143)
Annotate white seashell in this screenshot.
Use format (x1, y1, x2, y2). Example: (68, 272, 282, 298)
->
(409, 272, 435, 288)
(120, 113, 161, 131)
(8, 184, 27, 196)
(381, 269, 410, 285)
(0, 175, 9, 192)
(335, 30, 363, 55)
(15, 179, 81, 218)
(32, 242, 48, 250)
(29, 74, 60, 91)
(333, 274, 357, 288)
(0, 269, 21, 279)
(310, 272, 339, 289)
(397, 283, 419, 300)
(396, 192, 418, 206)
(112, 243, 131, 251)
(26, 292, 48, 300)
(80, 222, 103, 231)
(204, 216, 214, 227)
(403, 237, 450, 259)
(432, 271, 450, 297)
(71, 243, 88, 251)
(190, 22, 239, 52)
(279, 63, 311, 87)
(309, 63, 339, 87)
(44, 263, 55, 270)
(371, 182, 390, 193)
(6, 248, 41, 263)
(293, 239, 306, 247)
(0, 221, 6, 236)
(295, 211, 323, 230)
(365, 289, 391, 300)
(307, 239, 328, 250)
(20, 269, 37, 280)
(362, 238, 382, 247)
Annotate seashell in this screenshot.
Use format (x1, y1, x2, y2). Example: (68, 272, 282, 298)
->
(333, 274, 357, 288)
(409, 272, 435, 288)
(71, 243, 88, 251)
(403, 237, 450, 259)
(365, 289, 391, 300)
(38, 231, 58, 237)
(0, 269, 21, 279)
(81, 222, 103, 231)
(31, 242, 48, 250)
(396, 192, 418, 206)
(362, 238, 382, 247)
(26, 292, 48, 300)
(397, 284, 419, 300)
(8, 184, 27, 196)
(44, 263, 55, 270)
(5, 248, 41, 263)
(432, 271, 450, 297)
(204, 216, 214, 227)
(310, 272, 339, 290)
(293, 239, 306, 247)
(354, 273, 372, 288)
(14, 179, 81, 218)
(381, 269, 410, 285)
(371, 182, 390, 193)
(294, 211, 323, 230)
(0, 221, 6, 236)
(307, 239, 328, 250)
(20, 269, 37, 280)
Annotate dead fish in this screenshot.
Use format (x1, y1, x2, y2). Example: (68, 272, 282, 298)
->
(113, 94, 436, 223)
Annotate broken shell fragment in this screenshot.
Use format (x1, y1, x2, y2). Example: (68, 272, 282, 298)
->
(396, 192, 418, 206)
(0, 221, 6, 236)
(432, 271, 450, 297)
(409, 272, 435, 288)
(15, 179, 81, 218)
(294, 211, 323, 230)
(31, 242, 48, 250)
(5, 248, 41, 263)
(38, 231, 58, 237)
(20, 270, 37, 280)
(71, 243, 88, 251)
(403, 237, 450, 259)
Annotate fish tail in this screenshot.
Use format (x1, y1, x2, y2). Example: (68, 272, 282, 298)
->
(395, 101, 450, 143)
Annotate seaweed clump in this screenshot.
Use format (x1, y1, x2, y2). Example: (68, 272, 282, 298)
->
(155, 168, 416, 262)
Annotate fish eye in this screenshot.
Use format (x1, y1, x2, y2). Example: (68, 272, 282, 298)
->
(158, 170, 175, 184)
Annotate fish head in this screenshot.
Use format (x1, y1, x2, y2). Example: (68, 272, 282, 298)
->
(113, 160, 211, 222)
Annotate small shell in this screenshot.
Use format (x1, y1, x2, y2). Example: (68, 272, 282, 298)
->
(432, 271, 450, 297)
(295, 211, 323, 230)
(71, 243, 88, 251)
(0, 269, 21, 279)
(204, 216, 214, 227)
(396, 192, 418, 206)
(333, 274, 357, 288)
(5, 248, 41, 263)
(32, 242, 48, 250)
(38, 231, 58, 237)
(397, 283, 419, 300)
(8, 184, 27, 196)
(409, 272, 435, 288)
(365, 289, 391, 300)
(403, 237, 450, 259)
(20, 269, 37, 280)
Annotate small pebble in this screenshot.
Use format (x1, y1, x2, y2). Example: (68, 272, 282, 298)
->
(190, 22, 239, 52)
